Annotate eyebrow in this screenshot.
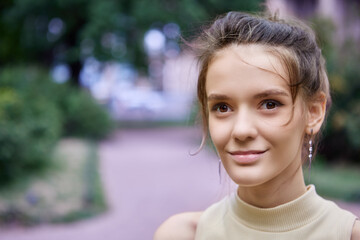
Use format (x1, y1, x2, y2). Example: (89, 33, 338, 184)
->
(207, 94, 231, 101)
(207, 89, 290, 101)
(254, 89, 290, 99)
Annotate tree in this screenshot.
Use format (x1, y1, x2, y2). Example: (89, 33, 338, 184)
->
(0, 0, 264, 85)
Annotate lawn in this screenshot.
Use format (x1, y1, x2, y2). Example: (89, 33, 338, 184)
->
(0, 138, 106, 226)
(304, 159, 360, 202)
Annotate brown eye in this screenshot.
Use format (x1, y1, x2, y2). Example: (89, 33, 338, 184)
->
(260, 100, 283, 110)
(211, 103, 231, 113)
(218, 104, 229, 112)
(265, 102, 276, 109)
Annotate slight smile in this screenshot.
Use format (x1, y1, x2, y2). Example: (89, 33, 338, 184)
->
(228, 150, 267, 164)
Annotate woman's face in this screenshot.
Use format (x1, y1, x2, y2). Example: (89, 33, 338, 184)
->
(206, 44, 307, 187)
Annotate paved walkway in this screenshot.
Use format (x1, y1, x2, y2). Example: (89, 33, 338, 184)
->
(0, 127, 230, 240)
(0, 127, 359, 240)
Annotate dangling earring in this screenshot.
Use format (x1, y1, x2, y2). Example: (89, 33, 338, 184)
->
(308, 129, 313, 165)
(308, 129, 314, 181)
(218, 159, 222, 184)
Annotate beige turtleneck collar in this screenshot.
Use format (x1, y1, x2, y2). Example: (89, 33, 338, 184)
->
(230, 185, 327, 232)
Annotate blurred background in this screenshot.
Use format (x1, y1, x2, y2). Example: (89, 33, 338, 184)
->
(0, 0, 359, 239)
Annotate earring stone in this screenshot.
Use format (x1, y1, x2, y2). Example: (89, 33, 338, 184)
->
(308, 129, 313, 164)
(309, 139, 313, 164)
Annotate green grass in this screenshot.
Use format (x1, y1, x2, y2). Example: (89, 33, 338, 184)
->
(52, 141, 107, 223)
(304, 159, 360, 202)
(0, 139, 107, 226)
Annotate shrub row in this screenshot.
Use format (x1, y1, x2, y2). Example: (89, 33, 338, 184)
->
(311, 17, 360, 163)
(0, 66, 113, 187)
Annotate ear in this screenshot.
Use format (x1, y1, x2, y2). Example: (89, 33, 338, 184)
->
(306, 92, 327, 135)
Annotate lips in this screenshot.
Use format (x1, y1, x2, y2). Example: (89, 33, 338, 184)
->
(228, 150, 267, 164)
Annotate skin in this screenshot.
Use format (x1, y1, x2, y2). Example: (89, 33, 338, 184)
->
(154, 212, 202, 240)
(206, 44, 312, 208)
(353, 221, 360, 240)
(154, 44, 360, 239)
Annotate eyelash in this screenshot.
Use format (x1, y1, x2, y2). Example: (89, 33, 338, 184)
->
(259, 99, 284, 110)
(210, 99, 284, 113)
(211, 103, 232, 113)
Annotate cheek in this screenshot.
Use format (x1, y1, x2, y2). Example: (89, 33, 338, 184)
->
(263, 105, 306, 143)
(262, 120, 305, 161)
(208, 119, 231, 149)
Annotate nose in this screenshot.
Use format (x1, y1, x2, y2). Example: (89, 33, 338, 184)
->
(231, 107, 258, 142)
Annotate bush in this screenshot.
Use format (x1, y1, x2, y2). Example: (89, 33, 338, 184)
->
(311, 17, 360, 164)
(0, 65, 114, 139)
(0, 87, 61, 186)
(0, 65, 113, 187)
(58, 88, 114, 139)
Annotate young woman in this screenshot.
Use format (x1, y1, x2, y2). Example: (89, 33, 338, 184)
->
(154, 11, 360, 240)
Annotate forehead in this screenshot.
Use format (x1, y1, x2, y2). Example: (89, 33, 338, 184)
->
(208, 44, 289, 85)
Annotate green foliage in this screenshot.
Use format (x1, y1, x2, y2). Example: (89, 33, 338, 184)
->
(311, 16, 360, 163)
(0, 66, 113, 187)
(0, 0, 265, 82)
(0, 81, 62, 186)
(59, 89, 114, 139)
(0, 139, 106, 225)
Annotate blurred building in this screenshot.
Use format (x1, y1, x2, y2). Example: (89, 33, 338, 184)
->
(80, 52, 197, 122)
(267, 0, 360, 44)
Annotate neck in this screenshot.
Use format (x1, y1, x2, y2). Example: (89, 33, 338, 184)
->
(237, 160, 306, 208)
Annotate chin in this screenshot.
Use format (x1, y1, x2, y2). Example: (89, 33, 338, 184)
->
(227, 169, 270, 187)
(230, 175, 267, 187)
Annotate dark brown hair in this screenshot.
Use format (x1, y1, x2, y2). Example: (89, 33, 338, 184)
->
(191, 11, 331, 161)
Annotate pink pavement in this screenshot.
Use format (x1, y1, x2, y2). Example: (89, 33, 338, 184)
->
(0, 127, 227, 240)
(0, 127, 358, 240)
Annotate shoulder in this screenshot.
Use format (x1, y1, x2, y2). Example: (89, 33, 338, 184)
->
(153, 211, 203, 240)
(351, 220, 360, 240)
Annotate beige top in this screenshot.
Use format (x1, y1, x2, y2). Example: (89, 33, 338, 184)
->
(195, 185, 358, 240)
